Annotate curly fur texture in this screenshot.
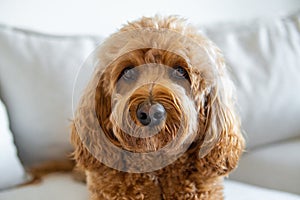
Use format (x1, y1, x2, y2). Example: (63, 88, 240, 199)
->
(71, 16, 245, 200)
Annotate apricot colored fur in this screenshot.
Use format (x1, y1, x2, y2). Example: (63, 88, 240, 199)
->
(71, 16, 245, 200)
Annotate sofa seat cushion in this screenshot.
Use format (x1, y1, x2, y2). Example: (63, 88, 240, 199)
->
(0, 173, 87, 200)
(0, 173, 299, 200)
(231, 138, 300, 194)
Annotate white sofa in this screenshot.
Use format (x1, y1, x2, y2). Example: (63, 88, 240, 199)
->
(0, 2, 299, 200)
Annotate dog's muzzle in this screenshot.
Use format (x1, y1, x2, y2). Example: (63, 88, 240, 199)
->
(136, 101, 166, 126)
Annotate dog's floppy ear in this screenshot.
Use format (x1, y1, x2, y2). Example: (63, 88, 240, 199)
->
(95, 73, 113, 139)
(71, 70, 116, 170)
(70, 122, 101, 170)
(198, 66, 245, 176)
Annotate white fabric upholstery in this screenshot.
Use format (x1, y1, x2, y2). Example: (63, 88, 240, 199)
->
(0, 173, 87, 200)
(0, 99, 28, 189)
(231, 138, 300, 195)
(0, 173, 299, 200)
(225, 180, 300, 200)
(0, 25, 102, 166)
(203, 12, 300, 148)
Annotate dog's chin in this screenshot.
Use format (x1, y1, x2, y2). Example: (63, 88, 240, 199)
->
(114, 121, 176, 153)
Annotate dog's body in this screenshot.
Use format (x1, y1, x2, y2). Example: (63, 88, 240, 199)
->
(71, 16, 245, 200)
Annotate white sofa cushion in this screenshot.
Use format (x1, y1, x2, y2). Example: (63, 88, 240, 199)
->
(0, 25, 102, 166)
(225, 180, 300, 200)
(0, 173, 87, 199)
(0, 99, 29, 189)
(203, 12, 300, 148)
(0, 173, 299, 200)
(231, 137, 300, 195)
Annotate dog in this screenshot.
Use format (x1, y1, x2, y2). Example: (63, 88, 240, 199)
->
(71, 16, 245, 200)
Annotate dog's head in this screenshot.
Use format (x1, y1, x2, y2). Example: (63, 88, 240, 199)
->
(72, 16, 241, 172)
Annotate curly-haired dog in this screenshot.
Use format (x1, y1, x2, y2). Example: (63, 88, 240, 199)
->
(71, 16, 245, 200)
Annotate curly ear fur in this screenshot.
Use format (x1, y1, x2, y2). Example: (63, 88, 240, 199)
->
(71, 71, 114, 171)
(197, 49, 245, 176)
(201, 93, 244, 176)
(70, 123, 101, 170)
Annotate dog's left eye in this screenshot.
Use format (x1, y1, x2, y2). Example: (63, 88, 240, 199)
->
(120, 66, 137, 81)
(172, 66, 188, 79)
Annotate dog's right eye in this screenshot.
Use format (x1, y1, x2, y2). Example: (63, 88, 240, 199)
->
(172, 66, 189, 80)
(119, 66, 137, 81)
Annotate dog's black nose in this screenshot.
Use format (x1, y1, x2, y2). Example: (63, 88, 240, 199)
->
(136, 102, 166, 126)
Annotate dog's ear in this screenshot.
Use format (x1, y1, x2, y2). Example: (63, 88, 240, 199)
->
(71, 70, 116, 170)
(198, 69, 245, 176)
(70, 122, 101, 170)
(95, 73, 112, 138)
(94, 72, 122, 147)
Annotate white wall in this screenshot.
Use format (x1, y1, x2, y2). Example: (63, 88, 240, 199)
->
(0, 0, 300, 36)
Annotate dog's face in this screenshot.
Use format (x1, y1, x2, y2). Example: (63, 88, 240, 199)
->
(96, 48, 199, 153)
(73, 16, 241, 172)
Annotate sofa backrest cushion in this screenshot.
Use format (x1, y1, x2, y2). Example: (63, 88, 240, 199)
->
(0, 25, 102, 166)
(203, 12, 300, 148)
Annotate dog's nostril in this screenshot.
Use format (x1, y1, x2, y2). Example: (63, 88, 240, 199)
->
(151, 104, 166, 121)
(136, 106, 151, 126)
(153, 112, 163, 120)
(139, 112, 148, 120)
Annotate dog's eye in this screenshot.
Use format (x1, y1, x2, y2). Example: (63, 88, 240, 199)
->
(120, 66, 137, 81)
(172, 66, 188, 79)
